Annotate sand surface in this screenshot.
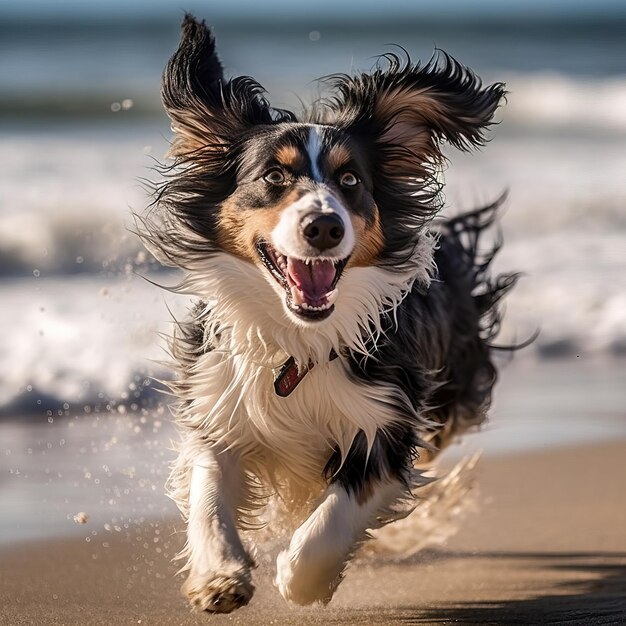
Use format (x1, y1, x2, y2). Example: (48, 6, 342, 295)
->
(1, 441, 625, 625)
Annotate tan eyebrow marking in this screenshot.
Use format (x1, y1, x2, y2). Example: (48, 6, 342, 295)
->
(275, 145, 306, 170)
(327, 144, 353, 172)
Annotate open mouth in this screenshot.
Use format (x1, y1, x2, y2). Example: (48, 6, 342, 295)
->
(257, 242, 348, 321)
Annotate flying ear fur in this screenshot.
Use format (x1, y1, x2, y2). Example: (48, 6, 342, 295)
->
(162, 14, 294, 158)
(317, 51, 506, 176)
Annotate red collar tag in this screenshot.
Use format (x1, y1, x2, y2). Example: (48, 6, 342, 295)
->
(273, 350, 339, 397)
(274, 357, 311, 397)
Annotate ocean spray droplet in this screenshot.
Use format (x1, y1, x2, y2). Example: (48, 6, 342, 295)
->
(309, 31, 321, 41)
(33, 269, 40, 277)
(111, 102, 121, 112)
(122, 98, 134, 110)
(73, 511, 89, 524)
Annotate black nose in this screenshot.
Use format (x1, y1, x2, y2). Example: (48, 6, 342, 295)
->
(301, 214, 345, 251)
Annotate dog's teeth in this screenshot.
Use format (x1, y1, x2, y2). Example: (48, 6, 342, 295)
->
(326, 289, 338, 306)
(298, 302, 333, 312)
(290, 285, 304, 306)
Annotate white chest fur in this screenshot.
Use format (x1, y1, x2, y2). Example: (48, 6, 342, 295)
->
(182, 349, 400, 493)
(174, 240, 435, 497)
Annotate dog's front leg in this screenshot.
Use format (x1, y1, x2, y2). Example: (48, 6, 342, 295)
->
(275, 430, 408, 605)
(181, 445, 255, 613)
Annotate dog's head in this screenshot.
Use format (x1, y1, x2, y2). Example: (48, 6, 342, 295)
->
(153, 15, 505, 326)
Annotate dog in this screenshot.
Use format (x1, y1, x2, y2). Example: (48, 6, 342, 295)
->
(139, 14, 518, 613)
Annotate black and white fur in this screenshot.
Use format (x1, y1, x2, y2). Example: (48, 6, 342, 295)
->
(139, 15, 517, 613)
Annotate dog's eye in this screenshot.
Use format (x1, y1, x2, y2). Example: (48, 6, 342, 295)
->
(339, 171, 359, 187)
(263, 168, 286, 185)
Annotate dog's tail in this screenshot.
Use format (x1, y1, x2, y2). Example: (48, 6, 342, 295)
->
(425, 195, 524, 448)
(437, 194, 520, 346)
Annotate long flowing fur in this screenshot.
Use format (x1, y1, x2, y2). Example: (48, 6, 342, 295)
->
(139, 14, 519, 612)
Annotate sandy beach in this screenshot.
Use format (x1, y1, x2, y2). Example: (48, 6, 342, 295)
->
(1, 440, 625, 625)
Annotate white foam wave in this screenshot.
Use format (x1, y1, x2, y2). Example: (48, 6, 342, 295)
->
(0, 273, 188, 414)
(503, 73, 626, 133)
(0, 127, 165, 276)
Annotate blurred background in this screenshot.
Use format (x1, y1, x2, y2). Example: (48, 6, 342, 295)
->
(1, 1, 625, 543)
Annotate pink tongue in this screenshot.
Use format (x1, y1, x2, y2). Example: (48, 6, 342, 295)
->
(287, 258, 336, 300)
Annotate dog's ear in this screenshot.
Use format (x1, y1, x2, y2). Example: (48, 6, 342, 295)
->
(321, 52, 505, 178)
(162, 14, 293, 158)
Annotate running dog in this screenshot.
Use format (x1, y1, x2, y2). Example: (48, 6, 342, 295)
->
(140, 14, 517, 613)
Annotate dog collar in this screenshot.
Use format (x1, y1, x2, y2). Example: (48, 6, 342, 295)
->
(274, 350, 339, 397)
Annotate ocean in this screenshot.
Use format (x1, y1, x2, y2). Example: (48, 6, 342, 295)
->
(1, 10, 625, 542)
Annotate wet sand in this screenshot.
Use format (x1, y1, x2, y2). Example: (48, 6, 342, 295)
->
(1, 441, 625, 625)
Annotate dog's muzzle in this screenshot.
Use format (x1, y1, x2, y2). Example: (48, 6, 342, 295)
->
(260, 190, 354, 322)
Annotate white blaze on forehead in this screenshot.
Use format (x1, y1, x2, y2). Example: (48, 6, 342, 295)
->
(306, 125, 324, 182)
(270, 189, 355, 260)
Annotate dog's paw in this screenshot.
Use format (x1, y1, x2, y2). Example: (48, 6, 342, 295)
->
(274, 548, 341, 606)
(183, 568, 254, 613)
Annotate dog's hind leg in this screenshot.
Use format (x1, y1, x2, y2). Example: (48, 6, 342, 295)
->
(181, 446, 255, 613)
